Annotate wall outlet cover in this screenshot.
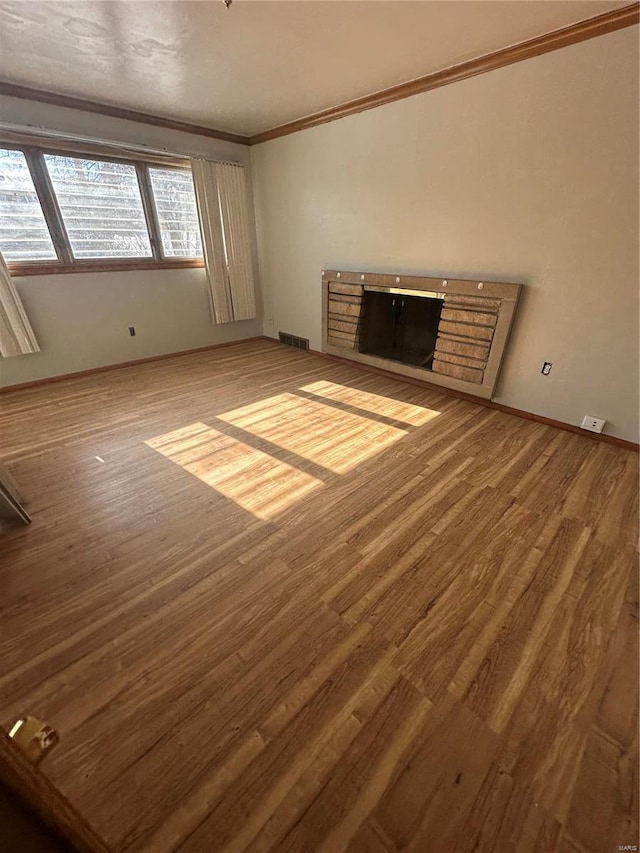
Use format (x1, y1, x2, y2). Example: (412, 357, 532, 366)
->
(580, 415, 606, 433)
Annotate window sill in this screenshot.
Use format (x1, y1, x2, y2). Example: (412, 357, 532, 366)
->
(8, 258, 205, 277)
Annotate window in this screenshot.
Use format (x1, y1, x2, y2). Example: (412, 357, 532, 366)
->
(0, 143, 204, 274)
(0, 149, 57, 261)
(149, 167, 202, 258)
(44, 155, 152, 259)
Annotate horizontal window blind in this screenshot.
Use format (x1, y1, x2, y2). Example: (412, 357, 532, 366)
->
(0, 149, 57, 261)
(44, 154, 152, 259)
(149, 167, 202, 258)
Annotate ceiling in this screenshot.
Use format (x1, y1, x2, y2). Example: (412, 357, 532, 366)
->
(0, 1, 631, 137)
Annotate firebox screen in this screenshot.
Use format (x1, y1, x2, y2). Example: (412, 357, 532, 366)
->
(359, 290, 443, 369)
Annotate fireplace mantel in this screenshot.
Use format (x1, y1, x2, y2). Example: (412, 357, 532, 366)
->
(322, 270, 522, 399)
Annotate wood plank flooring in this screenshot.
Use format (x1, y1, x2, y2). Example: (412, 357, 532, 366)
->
(0, 339, 638, 852)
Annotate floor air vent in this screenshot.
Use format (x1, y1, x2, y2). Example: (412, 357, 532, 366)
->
(279, 332, 309, 351)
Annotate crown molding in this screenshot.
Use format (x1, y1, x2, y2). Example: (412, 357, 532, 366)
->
(0, 82, 251, 146)
(0, 3, 637, 149)
(249, 2, 640, 145)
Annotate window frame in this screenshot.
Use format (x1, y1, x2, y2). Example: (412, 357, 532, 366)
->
(0, 139, 205, 276)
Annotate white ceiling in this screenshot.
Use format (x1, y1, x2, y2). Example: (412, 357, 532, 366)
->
(0, 1, 630, 137)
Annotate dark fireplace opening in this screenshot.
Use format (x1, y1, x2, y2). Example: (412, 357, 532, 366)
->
(359, 289, 444, 369)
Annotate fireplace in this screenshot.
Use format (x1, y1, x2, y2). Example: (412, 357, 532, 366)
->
(359, 287, 444, 369)
(322, 270, 522, 399)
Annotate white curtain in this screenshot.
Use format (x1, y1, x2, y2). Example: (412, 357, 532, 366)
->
(191, 159, 234, 324)
(215, 164, 257, 322)
(0, 251, 40, 357)
(191, 160, 257, 324)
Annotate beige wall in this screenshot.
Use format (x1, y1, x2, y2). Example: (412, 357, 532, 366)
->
(0, 95, 262, 387)
(1, 268, 260, 385)
(251, 28, 639, 442)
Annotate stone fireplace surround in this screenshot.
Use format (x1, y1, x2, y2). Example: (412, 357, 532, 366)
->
(322, 270, 522, 399)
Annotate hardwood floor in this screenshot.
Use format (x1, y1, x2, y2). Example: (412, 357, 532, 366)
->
(0, 339, 637, 852)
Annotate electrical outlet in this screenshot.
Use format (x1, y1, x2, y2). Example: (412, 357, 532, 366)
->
(266, 316, 274, 326)
(541, 361, 552, 375)
(580, 415, 605, 434)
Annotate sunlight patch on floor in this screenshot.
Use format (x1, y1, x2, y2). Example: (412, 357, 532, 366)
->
(217, 392, 408, 474)
(145, 422, 322, 520)
(299, 380, 441, 427)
